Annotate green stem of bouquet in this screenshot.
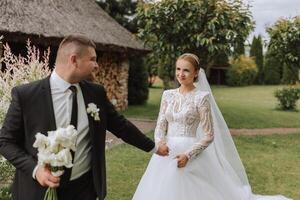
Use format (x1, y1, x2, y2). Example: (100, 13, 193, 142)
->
(43, 165, 62, 200)
(44, 187, 58, 200)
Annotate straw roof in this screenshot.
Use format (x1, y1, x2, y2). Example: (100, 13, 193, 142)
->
(0, 0, 149, 53)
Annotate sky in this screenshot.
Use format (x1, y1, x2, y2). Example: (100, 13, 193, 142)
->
(246, 0, 300, 43)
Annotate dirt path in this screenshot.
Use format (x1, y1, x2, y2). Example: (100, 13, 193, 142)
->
(105, 118, 156, 149)
(105, 118, 300, 148)
(230, 128, 300, 136)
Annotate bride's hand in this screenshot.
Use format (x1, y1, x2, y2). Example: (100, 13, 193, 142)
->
(156, 142, 169, 156)
(175, 154, 189, 168)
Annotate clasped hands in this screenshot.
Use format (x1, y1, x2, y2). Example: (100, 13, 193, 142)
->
(155, 141, 189, 168)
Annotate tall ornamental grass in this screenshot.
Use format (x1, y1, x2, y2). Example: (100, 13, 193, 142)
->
(0, 38, 51, 126)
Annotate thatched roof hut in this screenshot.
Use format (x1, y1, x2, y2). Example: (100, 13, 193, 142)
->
(0, 0, 148, 54)
(0, 0, 149, 110)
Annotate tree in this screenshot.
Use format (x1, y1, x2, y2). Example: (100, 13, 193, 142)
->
(235, 39, 245, 56)
(282, 63, 298, 84)
(226, 55, 258, 86)
(144, 53, 158, 87)
(137, 0, 254, 87)
(264, 49, 282, 85)
(97, 0, 150, 104)
(267, 16, 300, 84)
(97, 0, 138, 33)
(250, 35, 264, 84)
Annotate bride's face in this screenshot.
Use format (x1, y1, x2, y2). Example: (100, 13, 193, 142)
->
(175, 59, 198, 86)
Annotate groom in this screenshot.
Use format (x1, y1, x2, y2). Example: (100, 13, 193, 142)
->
(0, 35, 169, 200)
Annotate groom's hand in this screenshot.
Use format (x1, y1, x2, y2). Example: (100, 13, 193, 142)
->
(36, 166, 60, 188)
(156, 143, 169, 156)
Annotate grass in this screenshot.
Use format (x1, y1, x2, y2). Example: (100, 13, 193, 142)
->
(212, 85, 300, 128)
(122, 85, 300, 128)
(105, 133, 300, 200)
(121, 87, 163, 120)
(235, 134, 300, 198)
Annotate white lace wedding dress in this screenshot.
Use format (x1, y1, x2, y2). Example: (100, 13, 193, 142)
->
(132, 88, 292, 200)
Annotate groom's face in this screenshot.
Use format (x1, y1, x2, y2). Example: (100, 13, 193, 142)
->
(75, 47, 98, 80)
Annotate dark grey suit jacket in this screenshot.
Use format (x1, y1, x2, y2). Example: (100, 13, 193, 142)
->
(0, 76, 155, 200)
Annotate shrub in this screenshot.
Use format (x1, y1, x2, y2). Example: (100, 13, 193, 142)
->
(0, 186, 11, 200)
(274, 86, 300, 110)
(0, 157, 14, 183)
(227, 55, 258, 86)
(264, 50, 282, 85)
(128, 57, 149, 105)
(0, 157, 14, 200)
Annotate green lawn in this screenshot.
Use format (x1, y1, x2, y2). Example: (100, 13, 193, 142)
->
(212, 85, 300, 128)
(106, 133, 300, 200)
(122, 85, 300, 128)
(121, 87, 163, 120)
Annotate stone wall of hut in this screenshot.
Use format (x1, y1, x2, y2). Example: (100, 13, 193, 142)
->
(93, 52, 129, 110)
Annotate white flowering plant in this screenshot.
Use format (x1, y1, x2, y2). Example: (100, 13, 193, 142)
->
(33, 125, 78, 200)
(0, 37, 51, 127)
(0, 156, 14, 180)
(87, 103, 100, 121)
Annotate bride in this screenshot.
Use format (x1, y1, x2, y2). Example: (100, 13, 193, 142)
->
(132, 53, 292, 200)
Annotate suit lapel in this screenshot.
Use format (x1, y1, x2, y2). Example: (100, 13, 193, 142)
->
(41, 76, 57, 131)
(79, 81, 96, 138)
(40, 78, 98, 136)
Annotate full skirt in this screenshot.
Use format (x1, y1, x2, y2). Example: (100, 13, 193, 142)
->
(132, 137, 291, 200)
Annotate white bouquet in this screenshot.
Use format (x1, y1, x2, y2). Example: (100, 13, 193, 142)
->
(33, 125, 78, 200)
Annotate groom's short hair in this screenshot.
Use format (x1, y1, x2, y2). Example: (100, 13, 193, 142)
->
(56, 35, 96, 60)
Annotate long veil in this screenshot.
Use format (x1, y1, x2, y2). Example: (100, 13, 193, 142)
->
(195, 68, 252, 196)
(195, 69, 293, 200)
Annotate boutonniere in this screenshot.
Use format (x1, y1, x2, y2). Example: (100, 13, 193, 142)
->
(87, 103, 100, 121)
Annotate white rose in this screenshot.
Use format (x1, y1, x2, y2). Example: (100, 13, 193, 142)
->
(55, 126, 78, 151)
(87, 103, 97, 113)
(33, 132, 50, 151)
(55, 128, 71, 149)
(37, 151, 51, 166)
(49, 149, 73, 168)
(47, 131, 62, 153)
(65, 125, 78, 141)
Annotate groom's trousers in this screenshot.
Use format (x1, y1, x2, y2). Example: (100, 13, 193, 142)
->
(57, 170, 96, 200)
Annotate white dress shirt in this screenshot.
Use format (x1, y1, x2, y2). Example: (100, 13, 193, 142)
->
(33, 70, 91, 180)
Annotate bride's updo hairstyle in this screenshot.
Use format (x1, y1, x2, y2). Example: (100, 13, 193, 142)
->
(177, 53, 201, 81)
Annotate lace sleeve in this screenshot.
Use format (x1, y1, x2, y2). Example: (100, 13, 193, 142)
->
(154, 91, 169, 145)
(184, 94, 214, 160)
